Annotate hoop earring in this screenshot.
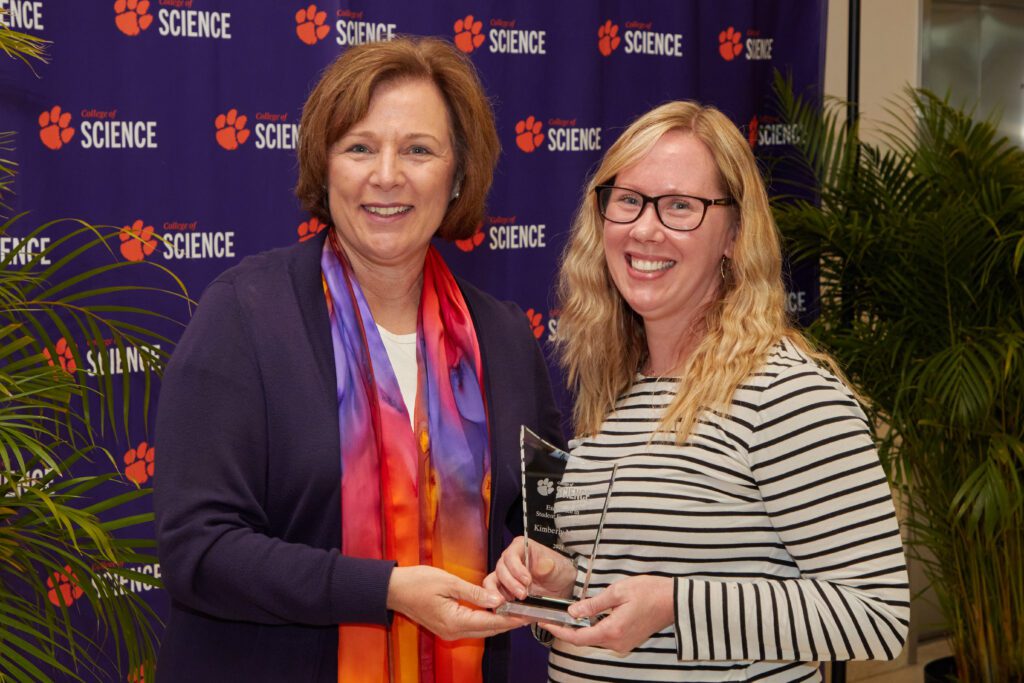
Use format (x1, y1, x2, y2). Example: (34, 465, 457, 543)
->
(720, 256, 731, 281)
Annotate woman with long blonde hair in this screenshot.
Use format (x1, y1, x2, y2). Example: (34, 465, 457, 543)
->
(486, 101, 909, 681)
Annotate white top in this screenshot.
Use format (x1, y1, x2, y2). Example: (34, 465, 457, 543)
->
(550, 339, 909, 682)
(377, 325, 417, 428)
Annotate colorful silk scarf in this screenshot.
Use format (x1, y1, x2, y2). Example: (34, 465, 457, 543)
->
(321, 235, 491, 683)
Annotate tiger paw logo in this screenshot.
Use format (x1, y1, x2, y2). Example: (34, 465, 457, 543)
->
(215, 109, 250, 150)
(124, 441, 155, 485)
(295, 4, 330, 45)
(455, 223, 484, 252)
(453, 14, 485, 53)
(127, 663, 151, 683)
(114, 0, 154, 37)
(43, 337, 76, 374)
(537, 478, 554, 496)
(297, 217, 327, 242)
(47, 565, 85, 606)
(525, 308, 544, 339)
(597, 20, 620, 57)
(515, 116, 544, 153)
(747, 115, 759, 148)
(120, 219, 158, 262)
(718, 26, 743, 61)
(38, 106, 75, 150)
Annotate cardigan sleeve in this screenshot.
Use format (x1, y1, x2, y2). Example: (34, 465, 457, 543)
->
(673, 362, 910, 661)
(154, 278, 395, 626)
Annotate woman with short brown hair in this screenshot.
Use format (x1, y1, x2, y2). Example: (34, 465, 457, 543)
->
(156, 37, 559, 683)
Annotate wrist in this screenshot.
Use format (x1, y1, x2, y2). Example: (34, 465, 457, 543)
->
(385, 565, 410, 614)
(657, 576, 675, 630)
(547, 554, 576, 599)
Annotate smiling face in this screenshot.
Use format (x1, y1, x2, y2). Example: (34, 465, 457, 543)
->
(602, 129, 737, 343)
(327, 78, 457, 273)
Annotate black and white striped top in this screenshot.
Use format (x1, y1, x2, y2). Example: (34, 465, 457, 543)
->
(549, 340, 909, 682)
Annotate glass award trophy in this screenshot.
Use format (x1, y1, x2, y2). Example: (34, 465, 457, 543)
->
(495, 426, 617, 628)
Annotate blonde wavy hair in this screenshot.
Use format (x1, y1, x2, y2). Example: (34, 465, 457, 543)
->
(556, 100, 839, 440)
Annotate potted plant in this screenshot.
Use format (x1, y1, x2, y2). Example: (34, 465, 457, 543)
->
(0, 19, 188, 682)
(769, 74, 1024, 682)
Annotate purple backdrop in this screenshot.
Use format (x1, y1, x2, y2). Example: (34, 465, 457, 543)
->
(0, 1, 825, 679)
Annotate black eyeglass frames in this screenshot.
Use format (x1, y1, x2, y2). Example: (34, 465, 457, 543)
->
(595, 184, 735, 232)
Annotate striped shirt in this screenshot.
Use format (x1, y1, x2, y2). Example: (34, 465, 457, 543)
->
(549, 340, 909, 682)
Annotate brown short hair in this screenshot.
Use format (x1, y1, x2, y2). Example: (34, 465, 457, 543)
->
(296, 36, 499, 241)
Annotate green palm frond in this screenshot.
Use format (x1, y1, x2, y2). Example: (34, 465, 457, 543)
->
(0, 12, 48, 71)
(0, 313, 164, 680)
(0, 35, 177, 681)
(1, 214, 190, 442)
(772, 74, 1024, 681)
(0, 213, 187, 682)
(0, 455, 160, 682)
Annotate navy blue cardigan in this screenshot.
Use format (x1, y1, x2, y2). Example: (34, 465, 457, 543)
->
(154, 233, 562, 682)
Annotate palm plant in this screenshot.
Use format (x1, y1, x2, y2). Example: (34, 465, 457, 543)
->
(1, 18, 188, 682)
(770, 74, 1024, 682)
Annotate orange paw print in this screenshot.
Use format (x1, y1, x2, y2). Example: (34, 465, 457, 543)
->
(747, 115, 759, 148)
(215, 109, 250, 151)
(114, 0, 153, 37)
(295, 4, 330, 45)
(718, 27, 743, 61)
(597, 20, 620, 57)
(453, 14, 484, 54)
(515, 116, 544, 153)
(124, 441, 155, 485)
(455, 224, 485, 252)
(38, 106, 75, 151)
(525, 309, 544, 339)
(43, 337, 77, 374)
(297, 216, 327, 242)
(127, 664, 149, 683)
(47, 565, 84, 606)
(119, 219, 158, 262)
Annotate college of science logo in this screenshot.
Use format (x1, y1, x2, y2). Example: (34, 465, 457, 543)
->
(452, 13, 546, 55)
(215, 109, 299, 151)
(41, 335, 161, 378)
(332, 9, 396, 47)
(514, 117, 601, 154)
(114, 0, 232, 40)
(119, 219, 236, 262)
(0, 0, 44, 31)
(37, 106, 159, 151)
(0, 236, 52, 265)
(45, 563, 163, 607)
(40, 335, 158, 377)
(718, 26, 774, 62)
(747, 114, 800, 148)
(455, 216, 547, 253)
(596, 19, 683, 57)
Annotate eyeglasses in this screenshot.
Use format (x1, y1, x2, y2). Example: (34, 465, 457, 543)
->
(595, 184, 735, 232)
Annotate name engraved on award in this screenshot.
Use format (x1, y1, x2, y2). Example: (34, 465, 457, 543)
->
(496, 426, 617, 628)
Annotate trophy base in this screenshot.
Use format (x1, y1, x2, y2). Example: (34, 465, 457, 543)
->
(496, 595, 593, 628)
